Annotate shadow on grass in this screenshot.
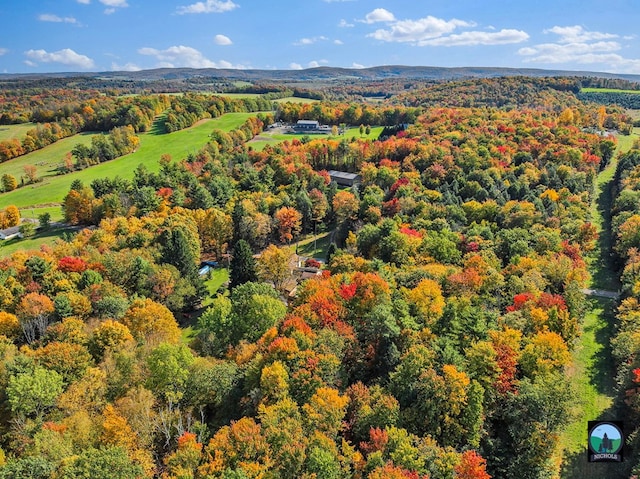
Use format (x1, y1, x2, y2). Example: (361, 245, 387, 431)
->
(585, 298, 618, 395)
(296, 232, 332, 260)
(561, 453, 630, 479)
(589, 165, 621, 291)
(561, 299, 629, 479)
(148, 115, 168, 136)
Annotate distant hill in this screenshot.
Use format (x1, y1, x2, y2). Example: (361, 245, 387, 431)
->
(3, 65, 640, 83)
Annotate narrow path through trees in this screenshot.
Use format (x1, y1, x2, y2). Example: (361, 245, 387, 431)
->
(560, 135, 634, 479)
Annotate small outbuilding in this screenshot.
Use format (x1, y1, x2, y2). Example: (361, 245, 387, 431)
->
(0, 226, 21, 241)
(328, 170, 362, 187)
(294, 120, 320, 130)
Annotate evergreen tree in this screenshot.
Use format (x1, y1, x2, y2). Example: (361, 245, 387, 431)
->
(230, 239, 257, 289)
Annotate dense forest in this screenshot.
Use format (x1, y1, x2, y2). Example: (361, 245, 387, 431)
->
(0, 74, 638, 478)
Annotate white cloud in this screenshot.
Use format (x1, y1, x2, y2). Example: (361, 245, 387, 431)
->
(104, 8, 116, 14)
(138, 45, 245, 69)
(364, 13, 527, 47)
(214, 34, 232, 45)
(421, 29, 529, 47)
(77, 0, 90, 4)
(111, 62, 141, 71)
(0, 48, 8, 56)
(324, 0, 355, 2)
(308, 60, 328, 68)
(24, 60, 37, 67)
(544, 25, 617, 44)
(294, 36, 328, 46)
(289, 62, 303, 70)
(38, 14, 78, 24)
(25, 48, 95, 69)
(338, 19, 354, 28)
(177, 0, 238, 14)
(101, 0, 128, 6)
(351, 62, 366, 69)
(139, 45, 216, 67)
(334, 39, 344, 45)
(368, 15, 472, 43)
(364, 8, 395, 24)
(519, 25, 640, 73)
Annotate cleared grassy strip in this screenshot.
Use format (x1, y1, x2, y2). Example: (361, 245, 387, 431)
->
(248, 126, 384, 151)
(0, 122, 36, 141)
(581, 87, 640, 94)
(0, 132, 95, 181)
(0, 113, 255, 209)
(560, 299, 622, 478)
(560, 132, 637, 478)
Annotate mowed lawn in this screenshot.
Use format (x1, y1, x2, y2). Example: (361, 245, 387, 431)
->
(249, 126, 384, 151)
(581, 87, 640, 94)
(0, 122, 37, 141)
(0, 132, 96, 182)
(0, 112, 256, 209)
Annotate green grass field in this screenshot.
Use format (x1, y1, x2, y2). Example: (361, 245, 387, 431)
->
(248, 126, 384, 151)
(0, 132, 96, 182)
(19, 206, 64, 222)
(274, 96, 319, 104)
(559, 131, 635, 478)
(0, 224, 79, 258)
(296, 231, 332, 260)
(0, 113, 255, 209)
(0, 123, 36, 141)
(581, 87, 640, 94)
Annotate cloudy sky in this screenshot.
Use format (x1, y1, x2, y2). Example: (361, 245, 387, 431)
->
(0, 0, 639, 74)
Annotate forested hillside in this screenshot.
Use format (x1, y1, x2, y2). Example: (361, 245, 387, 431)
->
(0, 76, 637, 478)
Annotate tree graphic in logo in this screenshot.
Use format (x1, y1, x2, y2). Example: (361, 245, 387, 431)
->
(588, 422, 624, 462)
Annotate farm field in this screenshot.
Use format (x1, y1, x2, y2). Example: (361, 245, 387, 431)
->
(0, 131, 96, 182)
(248, 125, 384, 150)
(581, 87, 640, 94)
(0, 112, 255, 209)
(274, 96, 319, 104)
(0, 122, 36, 141)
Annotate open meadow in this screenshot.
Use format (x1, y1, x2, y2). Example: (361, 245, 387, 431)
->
(0, 112, 256, 209)
(248, 125, 383, 150)
(0, 122, 36, 141)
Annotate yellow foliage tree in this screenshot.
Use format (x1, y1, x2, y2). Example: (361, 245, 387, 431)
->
(302, 387, 349, 439)
(257, 244, 293, 291)
(407, 278, 445, 326)
(121, 298, 180, 345)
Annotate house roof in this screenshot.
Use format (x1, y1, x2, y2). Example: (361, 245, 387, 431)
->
(0, 226, 20, 236)
(328, 170, 361, 180)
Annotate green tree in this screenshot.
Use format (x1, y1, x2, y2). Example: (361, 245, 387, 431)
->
(230, 239, 257, 289)
(6, 366, 64, 418)
(146, 342, 195, 405)
(0, 456, 55, 479)
(18, 222, 36, 238)
(59, 446, 144, 479)
(1, 173, 17, 192)
(38, 212, 51, 230)
(200, 282, 286, 354)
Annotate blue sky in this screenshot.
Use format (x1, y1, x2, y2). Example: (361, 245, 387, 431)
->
(0, 0, 639, 74)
